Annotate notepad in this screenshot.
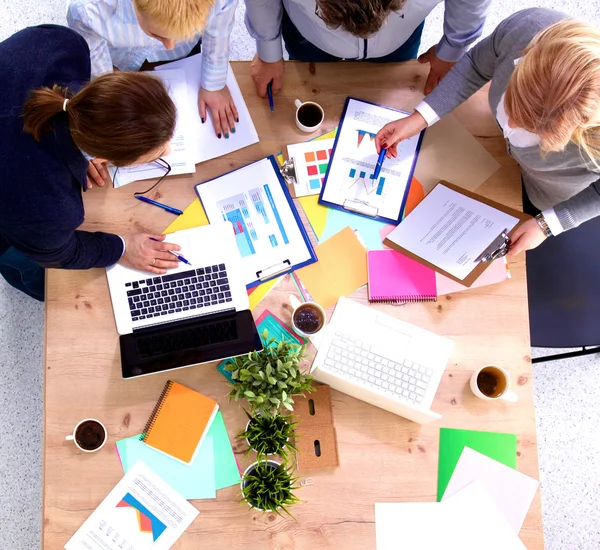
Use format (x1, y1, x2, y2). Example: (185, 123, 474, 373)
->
(142, 381, 219, 464)
(367, 249, 437, 303)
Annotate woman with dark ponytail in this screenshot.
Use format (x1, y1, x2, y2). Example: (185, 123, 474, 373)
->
(0, 24, 184, 301)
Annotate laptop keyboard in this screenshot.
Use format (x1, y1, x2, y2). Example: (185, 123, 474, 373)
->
(322, 331, 434, 405)
(125, 264, 232, 322)
(136, 319, 238, 358)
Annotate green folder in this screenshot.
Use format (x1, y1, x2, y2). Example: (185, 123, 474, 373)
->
(437, 428, 518, 501)
(209, 411, 242, 490)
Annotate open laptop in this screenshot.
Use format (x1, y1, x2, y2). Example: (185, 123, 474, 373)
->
(107, 223, 262, 379)
(310, 297, 453, 423)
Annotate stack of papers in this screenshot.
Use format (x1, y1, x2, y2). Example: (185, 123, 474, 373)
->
(116, 411, 241, 500)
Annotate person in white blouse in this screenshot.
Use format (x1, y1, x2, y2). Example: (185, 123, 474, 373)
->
(375, 9, 600, 256)
(68, 0, 239, 142)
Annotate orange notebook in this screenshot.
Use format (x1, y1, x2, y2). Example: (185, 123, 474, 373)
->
(141, 381, 219, 464)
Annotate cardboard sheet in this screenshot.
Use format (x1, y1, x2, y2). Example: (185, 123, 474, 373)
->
(295, 226, 368, 309)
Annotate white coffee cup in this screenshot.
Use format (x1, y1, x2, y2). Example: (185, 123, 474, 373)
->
(65, 418, 107, 453)
(289, 295, 326, 336)
(295, 99, 325, 133)
(470, 365, 518, 402)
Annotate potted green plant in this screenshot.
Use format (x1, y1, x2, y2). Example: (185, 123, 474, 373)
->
(238, 410, 297, 461)
(241, 459, 301, 517)
(225, 330, 314, 415)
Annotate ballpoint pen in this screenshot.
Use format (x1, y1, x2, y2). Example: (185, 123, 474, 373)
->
(135, 195, 183, 216)
(149, 238, 192, 266)
(267, 80, 274, 112)
(373, 148, 387, 180)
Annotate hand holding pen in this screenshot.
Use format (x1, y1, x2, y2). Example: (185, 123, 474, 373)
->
(150, 238, 192, 266)
(375, 112, 429, 158)
(119, 234, 183, 275)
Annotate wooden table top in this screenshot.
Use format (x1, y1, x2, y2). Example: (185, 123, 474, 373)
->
(43, 61, 543, 549)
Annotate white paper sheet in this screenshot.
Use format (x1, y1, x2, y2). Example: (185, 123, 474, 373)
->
(442, 446, 539, 533)
(111, 68, 195, 187)
(195, 158, 314, 286)
(386, 183, 519, 279)
(321, 98, 422, 222)
(65, 461, 199, 550)
(286, 138, 335, 197)
(155, 54, 259, 164)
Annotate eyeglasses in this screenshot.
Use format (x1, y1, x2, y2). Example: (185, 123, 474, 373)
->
(111, 157, 172, 196)
(315, 3, 323, 20)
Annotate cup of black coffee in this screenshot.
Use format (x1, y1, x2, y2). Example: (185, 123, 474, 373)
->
(66, 418, 107, 452)
(290, 295, 326, 336)
(294, 99, 325, 133)
(470, 365, 518, 403)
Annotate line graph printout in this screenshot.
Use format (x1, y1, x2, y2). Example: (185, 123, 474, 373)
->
(65, 461, 198, 550)
(321, 98, 423, 223)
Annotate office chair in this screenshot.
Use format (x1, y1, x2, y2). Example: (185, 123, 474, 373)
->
(526, 214, 600, 364)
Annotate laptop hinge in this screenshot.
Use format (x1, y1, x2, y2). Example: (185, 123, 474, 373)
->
(131, 307, 237, 333)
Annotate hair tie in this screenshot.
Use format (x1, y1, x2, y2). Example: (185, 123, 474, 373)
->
(62, 98, 69, 112)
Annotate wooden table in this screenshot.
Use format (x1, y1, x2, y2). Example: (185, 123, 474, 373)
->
(43, 61, 543, 549)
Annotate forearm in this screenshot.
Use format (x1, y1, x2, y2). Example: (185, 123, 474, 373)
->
(244, 0, 284, 62)
(552, 178, 600, 231)
(437, 0, 492, 62)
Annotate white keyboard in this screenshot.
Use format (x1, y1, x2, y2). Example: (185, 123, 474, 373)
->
(322, 331, 434, 405)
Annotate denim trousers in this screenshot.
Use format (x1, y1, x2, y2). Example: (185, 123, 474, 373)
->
(0, 246, 45, 301)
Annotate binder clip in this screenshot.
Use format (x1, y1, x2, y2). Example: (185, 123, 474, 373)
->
(476, 228, 510, 262)
(280, 157, 298, 187)
(342, 199, 378, 218)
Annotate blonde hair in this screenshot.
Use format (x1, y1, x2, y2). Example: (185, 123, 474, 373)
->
(505, 20, 600, 166)
(133, 0, 214, 39)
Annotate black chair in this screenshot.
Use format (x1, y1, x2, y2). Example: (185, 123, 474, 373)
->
(526, 199, 600, 363)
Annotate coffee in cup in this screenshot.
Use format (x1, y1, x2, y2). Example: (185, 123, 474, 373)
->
(470, 365, 518, 402)
(289, 295, 326, 336)
(295, 99, 325, 133)
(66, 418, 107, 452)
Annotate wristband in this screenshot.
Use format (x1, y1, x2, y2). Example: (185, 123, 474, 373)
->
(535, 213, 552, 237)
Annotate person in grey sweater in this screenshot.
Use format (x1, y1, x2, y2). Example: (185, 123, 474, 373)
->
(375, 8, 600, 256)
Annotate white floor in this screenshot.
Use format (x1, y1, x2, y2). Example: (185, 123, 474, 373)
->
(1, 1, 600, 549)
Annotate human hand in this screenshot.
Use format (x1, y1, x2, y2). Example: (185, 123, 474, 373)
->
(250, 54, 284, 98)
(86, 159, 109, 189)
(375, 113, 428, 158)
(119, 233, 181, 274)
(198, 86, 239, 139)
(418, 45, 456, 95)
(508, 218, 548, 257)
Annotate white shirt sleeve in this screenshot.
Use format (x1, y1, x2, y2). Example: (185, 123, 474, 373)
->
(118, 236, 126, 258)
(541, 209, 563, 236)
(414, 101, 441, 126)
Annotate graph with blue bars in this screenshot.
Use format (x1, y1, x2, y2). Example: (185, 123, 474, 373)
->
(348, 167, 386, 196)
(219, 193, 257, 257)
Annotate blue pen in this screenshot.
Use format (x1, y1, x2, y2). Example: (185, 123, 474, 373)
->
(135, 195, 183, 216)
(149, 238, 192, 266)
(373, 148, 387, 180)
(267, 80, 274, 112)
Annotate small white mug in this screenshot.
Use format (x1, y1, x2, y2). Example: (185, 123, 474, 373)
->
(295, 99, 325, 133)
(65, 418, 107, 453)
(289, 295, 326, 336)
(470, 365, 518, 403)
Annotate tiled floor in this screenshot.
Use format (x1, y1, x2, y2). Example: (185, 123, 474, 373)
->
(1, 1, 599, 548)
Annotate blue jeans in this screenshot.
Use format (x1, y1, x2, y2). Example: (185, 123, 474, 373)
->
(282, 11, 425, 63)
(0, 247, 45, 301)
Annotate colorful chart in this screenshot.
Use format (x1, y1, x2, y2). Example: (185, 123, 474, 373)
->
(347, 167, 386, 196)
(286, 138, 336, 197)
(116, 492, 167, 542)
(356, 129, 377, 148)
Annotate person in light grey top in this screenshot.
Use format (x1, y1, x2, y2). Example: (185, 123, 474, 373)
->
(375, 8, 600, 256)
(245, 0, 491, 99)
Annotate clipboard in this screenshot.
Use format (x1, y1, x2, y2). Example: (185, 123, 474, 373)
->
(194, 155, 318, 288)
(383, 181, 531, 287)
(319, 97, 424, 225)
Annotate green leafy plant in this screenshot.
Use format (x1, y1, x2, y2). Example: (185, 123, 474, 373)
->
(225, 330, 314, 414)
(241, 460, 301, 518)
(238, 410, 297, 461)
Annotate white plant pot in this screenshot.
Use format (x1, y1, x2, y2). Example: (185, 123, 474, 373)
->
(244, 417, 290, 457)
(241, 459, 282, 512)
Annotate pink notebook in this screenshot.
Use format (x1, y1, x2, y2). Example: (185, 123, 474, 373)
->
(367, 250, 437, 303)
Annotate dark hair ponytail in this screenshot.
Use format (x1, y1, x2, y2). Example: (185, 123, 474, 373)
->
(23, 72, 176, 166)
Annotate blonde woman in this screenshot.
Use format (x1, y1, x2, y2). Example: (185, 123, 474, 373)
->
(375, 8, 600, 256)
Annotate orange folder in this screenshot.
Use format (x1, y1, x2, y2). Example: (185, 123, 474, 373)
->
(142, 381, 219, 464)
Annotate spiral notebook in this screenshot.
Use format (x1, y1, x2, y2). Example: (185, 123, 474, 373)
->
(141, 380, 219, 464)
(367, 249, 437, 303)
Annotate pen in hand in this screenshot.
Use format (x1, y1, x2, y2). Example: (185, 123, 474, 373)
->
(373, 148, 387, 180)
(149, 237, 192, 266)
(267, 80, 274, 112)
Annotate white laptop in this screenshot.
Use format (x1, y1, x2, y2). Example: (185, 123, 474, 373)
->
(310, 297, 453, 423)
(106, 223, 261, 378)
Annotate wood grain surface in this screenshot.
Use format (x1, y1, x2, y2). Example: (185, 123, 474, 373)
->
(43, 61, 543, 549)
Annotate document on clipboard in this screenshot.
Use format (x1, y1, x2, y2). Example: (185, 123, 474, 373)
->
(319, 97, 424, 224)
(383, 181, 531, 286)
(195, 156, 317, 288)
